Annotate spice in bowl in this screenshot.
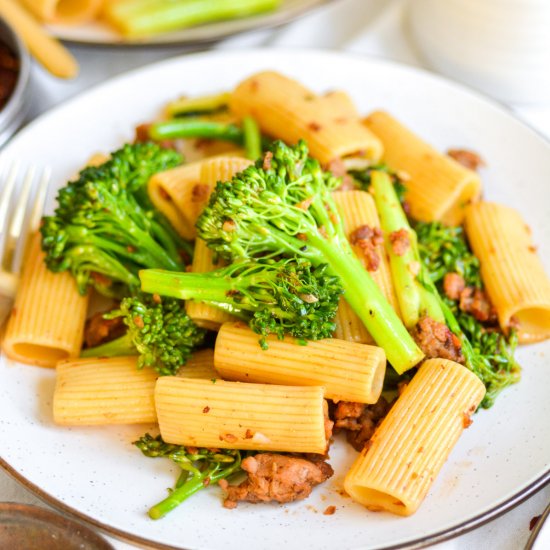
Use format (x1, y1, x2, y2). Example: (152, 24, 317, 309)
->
(0, 41, 19, 110)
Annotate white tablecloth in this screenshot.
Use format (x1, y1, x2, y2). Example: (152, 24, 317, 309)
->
(2, 0, 549, 548)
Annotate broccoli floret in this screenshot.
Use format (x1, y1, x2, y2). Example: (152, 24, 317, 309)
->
(416, 221, 520, 408)
(372, 170, 520, 407)
(349, 162, 407, 204)
(135, 433, 244, 519)
(140, 257, 343, 346)
(81, 294, 205, 375)
(195, 140, 423, 373)
(41, 142, 191, 298)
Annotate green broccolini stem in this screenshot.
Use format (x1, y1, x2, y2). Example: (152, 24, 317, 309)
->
(243, 116, 262, 160)
(306, 231, 424, 373)
(149, 119, 243, 143)
(148, 459, 241, 520)
(80, 333, 136, 359)
(141, 269, 245, 303)
(371, 170, 444, 327)
(167, 92, 231, 118)
(105, 0, 280, 38)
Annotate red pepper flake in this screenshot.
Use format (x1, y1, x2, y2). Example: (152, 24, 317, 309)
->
(126, 245, 136, 253)
(462, 412, 473, 429)
(263, 151, 273, 171)
(219, 433, 238, 443)
(152, 293, 162, 304)
(308, 122, 322, 132)
(203, 406, 210, 414)
(296, 197, 314, 211)
(133, 316, 144, 329)
(203, 477, 211, 487)
(244, 429, 254, 439)
(323, 506, 336, 515)
(192, 183, 210, 202)
(222, 220, 237, 232)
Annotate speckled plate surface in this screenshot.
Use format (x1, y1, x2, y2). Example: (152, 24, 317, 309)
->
(0, 50, 549, 550)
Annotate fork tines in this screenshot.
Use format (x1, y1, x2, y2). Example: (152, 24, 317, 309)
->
(0, 158, 51, 300)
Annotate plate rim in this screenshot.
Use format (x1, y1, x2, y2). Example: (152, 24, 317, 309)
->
(47, 0, 336, 48)
(2, 47, 550, 550)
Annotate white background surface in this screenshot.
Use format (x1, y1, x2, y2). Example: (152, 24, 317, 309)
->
(1, 0, 549, 549)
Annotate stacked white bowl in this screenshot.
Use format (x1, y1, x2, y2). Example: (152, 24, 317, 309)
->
(407, 0, 550, 104)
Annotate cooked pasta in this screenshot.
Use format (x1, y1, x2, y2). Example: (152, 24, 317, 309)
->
(53, 356, 157, 425)
(155, 377, 328, 453)
(148, 162, 202, 240)
(332, 190, 399, 344)
(177, 349, 219, 380)
(364, 111, 482, 225)
(230, 71, 383, 165)
(344, 358, 486, 516)
(20, 0, 103, 24)
(2, 233, 88, 368)
(465, 202, 550, 343)
(214, 322, 386, 404)
(148, 155, 251, 240)
(185, 238, 239, 331)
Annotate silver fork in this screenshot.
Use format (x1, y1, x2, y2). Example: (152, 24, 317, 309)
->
(0, 160, 51, 327)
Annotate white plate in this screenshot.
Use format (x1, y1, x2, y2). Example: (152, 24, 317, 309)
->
(47, 0, 332, 46)
(1, 50, 549, 550)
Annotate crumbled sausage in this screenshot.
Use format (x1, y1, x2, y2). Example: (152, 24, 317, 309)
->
(459, 287, 497, 323)
(413, 316, 464, 363)
(443, 272, 466, 301)
(219, 453, 333, 508)
(333, 396, 392, 452)
(389, 229, 410, 256)
(447, 149, 485, 171)
(83, 311, 126, 349)
(349, 225, 384, 271)
(134, 123, 175, 150)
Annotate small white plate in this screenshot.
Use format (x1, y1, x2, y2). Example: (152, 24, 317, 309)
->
(0, 50, 549, 550)
(47, 0, 333, 46)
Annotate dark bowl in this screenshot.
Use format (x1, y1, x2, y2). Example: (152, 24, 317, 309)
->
(0, 17, 31, 148)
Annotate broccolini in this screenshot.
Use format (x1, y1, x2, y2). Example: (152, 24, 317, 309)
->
(135, 433, 244, 519)
(195, 140, 424, 373)
(81, 294, 205, 376)
(140, 258, 343, 346)
(41, 143, 190, 298)
(416, 221, 520, 408)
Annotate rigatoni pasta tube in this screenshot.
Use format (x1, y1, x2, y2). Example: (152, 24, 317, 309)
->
(2, 233, 88, 368)
(230, 71, 383, 165)
(344, 359, 486, 516)
(20, 0, 103, 24)
(465, 202, 550, 343)
(148, 156, 251, 240)
(177, 349, 219, 380)
(155, 377, 328, 453)
(185, 239, 239, 330)
(364, 111, 481, 225)
(214, 322, 386, 404)
(53, 356, 157, 425)
(332, 190, 399, 344)
(148, 162, 202, 240)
